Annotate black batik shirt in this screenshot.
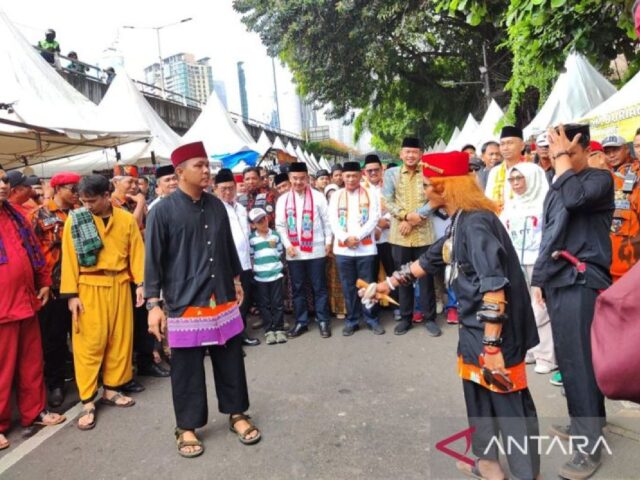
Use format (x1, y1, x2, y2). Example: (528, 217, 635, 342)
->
(145, 188, 242, 317)
(419, 210, 539, 368)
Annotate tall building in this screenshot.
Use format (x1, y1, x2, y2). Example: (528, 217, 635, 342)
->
(144, 53, 214, 107)
(213, 80, 228, 109)
(237, 61, 249, 120)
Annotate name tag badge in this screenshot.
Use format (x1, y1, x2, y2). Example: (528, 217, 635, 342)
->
(614, 199, 631, 210)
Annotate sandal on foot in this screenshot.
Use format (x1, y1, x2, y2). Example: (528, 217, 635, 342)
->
(0, 435, 9, 450)
(77, 408, 96, 431)
(99, 392, 135, 408)
(229, 414, 262, 445)
(175, 428, 204, 458)
(456, 461, 506, 480)
(32, 409, 66, 427)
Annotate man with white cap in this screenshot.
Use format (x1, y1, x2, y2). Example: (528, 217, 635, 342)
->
(535, 132, 554, 184)
(602, 135, 630, 170)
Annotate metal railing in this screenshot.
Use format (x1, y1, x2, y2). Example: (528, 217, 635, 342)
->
(228, 112, 303, 141)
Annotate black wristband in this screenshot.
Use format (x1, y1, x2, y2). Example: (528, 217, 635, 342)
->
(482, 336, 503, 347)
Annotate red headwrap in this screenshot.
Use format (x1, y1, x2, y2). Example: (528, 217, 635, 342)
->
(422, 152, 470, 178)
(113, 165, 139, 178)
(50, 172, 81, 188)
(171, 141, 208, 167)
(590, 141, 604, 153)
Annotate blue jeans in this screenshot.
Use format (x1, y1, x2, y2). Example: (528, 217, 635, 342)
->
(288, 257, 330, 326)
(335, 254, 379, 328)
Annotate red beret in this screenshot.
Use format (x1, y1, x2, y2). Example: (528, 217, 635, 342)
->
(590, 140, 604, 153)
(113, 165, 139, 178)
(171, 141, 208, 167)
(422, 151, 469, 178)
(50, 172, 81, 188)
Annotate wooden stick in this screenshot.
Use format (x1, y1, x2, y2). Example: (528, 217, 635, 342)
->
(356, 279, 400, 306)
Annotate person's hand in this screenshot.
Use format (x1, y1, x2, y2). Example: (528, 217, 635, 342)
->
(406, 212, 423, 226)
(482, 349, 508, 376)
(531, 286, 545, 307)
(399, 221, 412, 236)
(235, 282, 244, 306)
(547, 124, 581, 162)
(287, 246, 298, 258)
(127, 192, 146, 205)
(374, 228, 382, 241)
(135, 286, 145, 307)
(377, 218, 390, 230)
(148, 306, 167, 342)
(345, 236, 360, 248)
(37, 286, 50, 307)
(68, 297, 84, 334)
(325, 244, 333, 256)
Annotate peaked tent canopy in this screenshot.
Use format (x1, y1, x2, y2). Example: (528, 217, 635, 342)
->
(445, 126, 461, 151)
(255, 131, 272, 157)
(286, 141, 298, 158)
(446, 114, 479, 152)
(523, 52, 616, 139)
(183, 91, 258, 170)
(0, 11, 148, 169)
(470, 100, 505, 150)
(271, 136, 287, 151)
(33, 70, 181, 177)
(582, 70, 640, 141)
(319, 156, 331, 170)
(234, 119, 256, 145)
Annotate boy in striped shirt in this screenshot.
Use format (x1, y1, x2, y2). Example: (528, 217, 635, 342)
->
(248, 208, 286, 345)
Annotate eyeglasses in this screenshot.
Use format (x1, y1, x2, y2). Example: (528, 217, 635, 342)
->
(61, 185, 79, 193)
(507, 176, 525, 183)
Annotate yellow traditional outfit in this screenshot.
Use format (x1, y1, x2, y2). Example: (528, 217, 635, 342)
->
(60, 207, 144, 402)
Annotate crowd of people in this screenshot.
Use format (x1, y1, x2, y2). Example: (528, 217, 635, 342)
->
(1, 122, 639, 479)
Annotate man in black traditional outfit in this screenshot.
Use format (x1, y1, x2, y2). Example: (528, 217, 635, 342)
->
(145, 142, 261, 458)
(531, 124, 614, 480)
(365, 151, 540, 480)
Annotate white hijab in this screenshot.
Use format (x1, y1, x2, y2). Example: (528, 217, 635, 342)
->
(504, 162, 548, 216)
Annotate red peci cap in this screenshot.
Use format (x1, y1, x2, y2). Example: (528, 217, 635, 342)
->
(171, 141, 208, 167)
(50, 172, 81, 188)
(421, 151, 470, 178)
(590, 140, 604, 153)
(234, 174, 244, 183)
(113, 165, 139, 178)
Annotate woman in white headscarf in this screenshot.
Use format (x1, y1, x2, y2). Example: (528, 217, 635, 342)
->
(500, 162, 557, 374)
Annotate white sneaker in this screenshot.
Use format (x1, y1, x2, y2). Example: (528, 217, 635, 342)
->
(265, 331, 277, 345)
(436, 302, 444, 315)
(525, 353, 536, 365)
(534, 364, 557, 374)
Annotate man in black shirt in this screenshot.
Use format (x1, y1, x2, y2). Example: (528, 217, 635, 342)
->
(532, 124, 614, 480)
(145, 142, 261, 458)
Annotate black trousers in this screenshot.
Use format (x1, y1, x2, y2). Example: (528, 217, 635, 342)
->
(170, 334, 250, 430)
(376, 242, 399, 305)
(131, 284, 155, 369)
(255, 278, 285, 332)
(38, 295, 71, 390)
(239, 269, 255, 330)
(545, 284, 606, 453)
(464, 381, 540, 480)
(391, 245, 436, 322)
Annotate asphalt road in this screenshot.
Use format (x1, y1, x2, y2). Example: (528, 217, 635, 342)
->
(1, 312, 638, 479)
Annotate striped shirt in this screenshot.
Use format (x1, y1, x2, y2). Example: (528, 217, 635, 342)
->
(249, 229, 284, 282)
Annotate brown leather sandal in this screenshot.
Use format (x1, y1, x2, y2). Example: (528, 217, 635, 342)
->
(229, 414, 262, 445)
(175, 428, 204, 458)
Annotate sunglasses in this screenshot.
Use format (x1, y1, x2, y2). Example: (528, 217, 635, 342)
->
(507, 175, 525, 183)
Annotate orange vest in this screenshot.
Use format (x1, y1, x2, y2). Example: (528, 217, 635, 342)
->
(610, 161, 640, 281)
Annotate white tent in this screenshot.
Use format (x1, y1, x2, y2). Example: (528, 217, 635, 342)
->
(271, 136, 287, 152)
(470, 100, 504, 150)
(286, 141, 298, 158)
(445, 126, 461, 151)
(183, 91, 258, 159)
(523, 52, 616, 139)
(320, 156, 331, 170)
(581, 70, 640, 141)
(234, 119, 256, 145)
(446, 114, 479, 152)
(432, 139, 446, 152)
(255, 131, 272, 157)
(33, 70, 181, 177)
(0, 11, 148, 169)
(295, 145, 317, 173)
(310, 153, 323, 171)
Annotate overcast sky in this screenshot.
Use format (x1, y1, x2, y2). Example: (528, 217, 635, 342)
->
(3, 1, 308, 132)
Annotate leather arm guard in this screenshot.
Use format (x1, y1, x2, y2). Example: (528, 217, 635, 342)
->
(476, 291, 508, 324)
(392, 262, 417, 286)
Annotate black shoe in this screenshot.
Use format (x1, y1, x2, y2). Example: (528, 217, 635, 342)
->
(319, 322, 332, 338)
(549, 424, 571, 441)
(48, 387, 64, 408)
(287, 323, 308, 338)
(369, 324, 385, 335)
(424, 321, 442, 337)
(242, 335, 261, 347)
(394, 320, 412, 335)
(138, 363, 171, 378)
(342, 324, 359, 336)
(120, 380, 146, 393)
(559, 452, 601, 480)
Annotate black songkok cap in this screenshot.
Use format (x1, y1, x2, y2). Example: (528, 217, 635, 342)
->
(364, 154, 381, 165)
(289, 162, 308, 173)
(500, 126, 523, 140)
(331, 164, 343, 173)
(155, 165, 175, 179)
(401, 137, 421, 149)
(274, 172, 289, 186)
(315, 169, 330, 178)
(215, 168, 235, 184)
(560, 123, 590, 148)
(342, 161, 361, 172)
